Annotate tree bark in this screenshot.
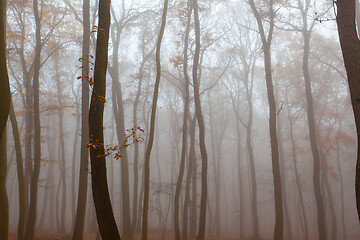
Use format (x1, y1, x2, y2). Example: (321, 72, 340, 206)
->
(0, 0, 10, 237)
(336, 0, 360, 222)
(89, 0, 120, 238)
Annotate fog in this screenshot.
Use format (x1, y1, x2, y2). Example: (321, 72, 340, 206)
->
(2, 0, 360, 239)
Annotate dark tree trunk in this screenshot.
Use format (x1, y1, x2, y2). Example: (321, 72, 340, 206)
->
(0, 1, 10, 237)
(336, 0, 360, 222)
(89, 0, 120, 238)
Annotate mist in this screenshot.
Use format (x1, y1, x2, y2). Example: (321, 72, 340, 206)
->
(1, 0, 360, 239)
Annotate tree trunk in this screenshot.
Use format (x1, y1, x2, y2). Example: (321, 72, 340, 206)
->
(287, 107, 309, 240)
(0, 0, 10, 139)
(109, 33, 131, 239)
(248, 1, 283, 238)
(72, 0, 90, 238)
(302, 24, 327, 239)
(89, 0, 120, 238)
(336, 0, 360, 222)
(24, 0, 42, 238)
(174, 1, 192, 239)
(9, 98, 26, 240)
(192, 1, 209, 239)
(141, 1, 169, 239)
(0, 128, 8, 240)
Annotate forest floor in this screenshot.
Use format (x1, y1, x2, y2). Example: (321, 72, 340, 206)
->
(8, 232, 360, 240)
(8, 232, 241, 240)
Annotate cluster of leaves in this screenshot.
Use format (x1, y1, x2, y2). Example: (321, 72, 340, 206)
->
(77, 54, 95, 86)
(87, 126, 145, 160)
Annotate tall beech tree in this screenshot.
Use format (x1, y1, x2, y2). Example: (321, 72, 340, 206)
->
(192, 0, 210, 239)
(88, 0, 120, 239)
(248, 0, 284, 239)
(0, 1, 10, 239)
(24, 0, 42, 239)
(336, 0, 360, 222)
(141, 1, 169, 239)
(72, 0, 90, 238)
(0, 0, 9, 139)
(174, 1, 192, 240)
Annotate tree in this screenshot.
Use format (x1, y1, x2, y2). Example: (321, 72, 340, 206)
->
(0, 2, 9, 237)
(142, 1, 169, 239)
(24, 0, 42, 238)
(88, 0, 120, 238)
(248, 0, 284, 239)
(192, 0, 209, 239)
(174, 1, 192, 240)
(336, 0, 360, 222)
(72, 0, 90, 238)
(9, 98, 26, 240)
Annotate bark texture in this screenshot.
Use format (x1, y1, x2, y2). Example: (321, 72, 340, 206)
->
(336, 0, 360, 222)
(89, 0, 120, 239)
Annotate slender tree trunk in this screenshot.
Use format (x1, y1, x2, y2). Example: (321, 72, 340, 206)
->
(249, 1, 283, 238)
(141, 1, 169, 239)
(336, 0, 360, 222)
(24, 0, 42, 238)
(174, 2, 192, 239)
(89, 0, 120, 238)
(72, 0, 90, 238)
(109, 41, 131, 239)
(236, 120, 244, 239)
(9, 99, 25, 240)
(189, 115, 198, 238)
(302, 29, 327, 240)
(192, 1, 209, 239)
(336, 119, 347, 239)
(55, 55, 67, 234)
(286, 100, 309, 240)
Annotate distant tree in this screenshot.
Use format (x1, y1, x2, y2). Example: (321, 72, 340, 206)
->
(141, 1, 169, 239)
(0, 1, 10, 239)
(191, 0, 209, 239)
(248, 0, 284, 239)
(72, 0, 90, 238)
(174, 1, 192, 240)
(24, 0, 42, 239)
(336, 0, 360, 222)
(88, 0, 120, 239)
(9, 98, 25, 240)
